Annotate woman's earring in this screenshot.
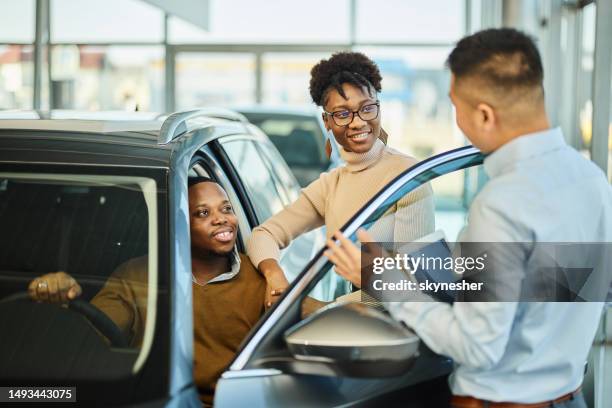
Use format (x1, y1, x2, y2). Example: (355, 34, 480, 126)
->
(325, 130, 334, 159)
(325, 139, 332, 159)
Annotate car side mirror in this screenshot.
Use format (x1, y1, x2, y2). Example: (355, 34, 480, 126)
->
(284, 302, 420, 378)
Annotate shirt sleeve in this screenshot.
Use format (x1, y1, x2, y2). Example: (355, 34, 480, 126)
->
(385, 195, 526, 369)
(90, 257, 148, 345)
(247, 174, 328, 268)
(386, 300, 517, 369)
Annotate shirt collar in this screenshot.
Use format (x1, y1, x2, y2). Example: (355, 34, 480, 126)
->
(192, 247, 241, 286)
(483, 127, 566, 178)
(338, 138, 386, 173)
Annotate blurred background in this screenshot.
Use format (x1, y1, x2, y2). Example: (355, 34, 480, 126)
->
(0, 0, 610, 185)
(1, 2, 610, 405)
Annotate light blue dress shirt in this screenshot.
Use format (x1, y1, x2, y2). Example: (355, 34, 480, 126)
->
(387, 127, 612, 403)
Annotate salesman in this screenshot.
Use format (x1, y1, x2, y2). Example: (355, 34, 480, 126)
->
(325, 28, 612, 408)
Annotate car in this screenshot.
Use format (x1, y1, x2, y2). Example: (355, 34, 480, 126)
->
(0, 109, 330, 406)
(235, 106, 342, 187)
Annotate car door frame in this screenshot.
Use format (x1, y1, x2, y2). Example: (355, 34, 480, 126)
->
(214, 133, 326, 284)
(214, 145, 484, 407)
(165, 123, 263, 403)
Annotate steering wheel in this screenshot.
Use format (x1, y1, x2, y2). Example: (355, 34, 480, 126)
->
(0, 292, 129, 348)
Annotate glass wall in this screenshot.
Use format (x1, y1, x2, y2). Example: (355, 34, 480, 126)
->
(0, 0, 35, 43)
(168, 0, 350, 44)
(175, 53, 256, 109)
(51, 0, 164, 43)
(262, 53, 330, 106)
(355, 0, 465, 43)
(50, 45, 164, 111)
(355, 46, 459, 159)
(577, 3, 596, 159)
(0, 45, 34, 110)
(574, 1, 612, 179)
(0, 0, 35, 110)
(609, 76, 612, 182)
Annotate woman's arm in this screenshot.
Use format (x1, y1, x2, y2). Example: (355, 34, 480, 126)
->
(248, 175, 329, 307)
(392, 183, 436, 243)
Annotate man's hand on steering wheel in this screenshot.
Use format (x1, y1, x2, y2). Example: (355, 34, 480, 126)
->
(28, 272, 82, 304)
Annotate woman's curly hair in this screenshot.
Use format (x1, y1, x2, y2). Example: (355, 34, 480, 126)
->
(309, 52, 382, 107)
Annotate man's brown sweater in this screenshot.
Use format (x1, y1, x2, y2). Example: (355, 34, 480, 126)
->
(91, 252, 266, 406)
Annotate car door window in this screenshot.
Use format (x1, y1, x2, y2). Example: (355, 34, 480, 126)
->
(301, 149, 484, 304)
(222, 139, 285, 223)
(228, 148, 483, 373)
(0, 172, 161, 380)
(256, 140, 300, 203)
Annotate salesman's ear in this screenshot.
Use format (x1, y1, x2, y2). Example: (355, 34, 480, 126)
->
(475, 103, 496, 132)
(325, 139, 332, 159)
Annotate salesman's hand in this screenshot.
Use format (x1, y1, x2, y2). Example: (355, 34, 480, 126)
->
(28, 272, 82, 304)
(258, 259, 290, 309)
(325, 229, 376, 289)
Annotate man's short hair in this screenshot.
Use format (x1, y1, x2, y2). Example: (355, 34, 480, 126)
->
(447, 28, 544, 93)
(188, 176, 221, 189)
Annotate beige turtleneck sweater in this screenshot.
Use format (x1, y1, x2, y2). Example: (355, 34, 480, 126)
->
(247, 139, 435, 270)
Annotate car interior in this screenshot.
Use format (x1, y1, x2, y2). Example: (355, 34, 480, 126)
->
(0, 176, 152, 380)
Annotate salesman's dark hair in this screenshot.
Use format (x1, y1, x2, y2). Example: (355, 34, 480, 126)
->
(309, 52, 382, 107)
(447, 28, 544, 92)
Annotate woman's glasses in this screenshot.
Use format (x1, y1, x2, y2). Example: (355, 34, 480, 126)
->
(324, 102, 380, 127)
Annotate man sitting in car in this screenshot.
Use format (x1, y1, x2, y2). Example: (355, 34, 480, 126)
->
(28, 177, 266, 407)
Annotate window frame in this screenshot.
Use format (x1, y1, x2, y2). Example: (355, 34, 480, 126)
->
(0, 162, 171, 403)
(217, 134, 287, 223)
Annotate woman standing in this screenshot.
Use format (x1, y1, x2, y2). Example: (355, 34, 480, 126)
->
(247, 52, 434, 305)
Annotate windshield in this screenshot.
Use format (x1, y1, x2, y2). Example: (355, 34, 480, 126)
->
(0, 173, 158, 380)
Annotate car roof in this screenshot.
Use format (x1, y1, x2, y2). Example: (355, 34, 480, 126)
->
(0, 113, 249, 169)
(0, 119, 162, 134)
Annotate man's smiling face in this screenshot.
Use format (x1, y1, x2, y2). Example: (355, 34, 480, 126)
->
(188, 181, 238, 257)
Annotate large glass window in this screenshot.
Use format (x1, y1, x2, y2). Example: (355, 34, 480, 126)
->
(168, 0, 350, 44)
(50, 45, 164, 111)
(0, 0, 35, 43)
(356, 46, 460, 159)
(262, 53, 332, 106)
(51, 0, 164, 43)
(566, 1, 611, 178)
(0, 173, 158, 379)
(0, 45, 34, 109)
(355, 0, 465, 43)
(175, 53, 255, 109)
(609, 75, 612, 182)
(577, 3, 596, 159)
